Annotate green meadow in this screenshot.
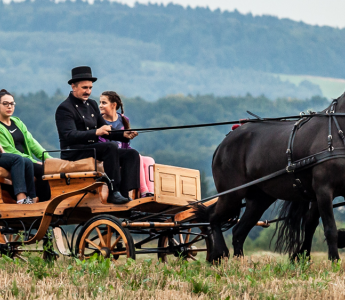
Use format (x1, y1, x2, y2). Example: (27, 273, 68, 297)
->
(0, 250, 345, 299)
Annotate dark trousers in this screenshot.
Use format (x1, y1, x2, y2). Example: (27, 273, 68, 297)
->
(33, 163, 51, 201)
(0, 153, 36, 199)
(61, 142, 140, 198)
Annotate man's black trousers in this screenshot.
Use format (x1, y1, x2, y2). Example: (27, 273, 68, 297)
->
(61, 142, 140, 198)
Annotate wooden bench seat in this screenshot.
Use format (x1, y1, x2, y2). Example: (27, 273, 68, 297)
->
(42, 157, 104, 181)
(42, 158, 141, 202)
(43, 157, 104, 176)
(0, 167, 15, 204)
(0, 167, 12, 185)
(41, 157, 105, 200)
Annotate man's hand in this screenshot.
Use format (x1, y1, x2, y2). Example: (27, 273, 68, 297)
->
(0, 145, 5, 153)
(124, 131, 138, 139)
(36, 161, 42, 165)
(96, 125, 112, 136)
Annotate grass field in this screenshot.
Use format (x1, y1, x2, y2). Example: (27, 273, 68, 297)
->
(1, 250, 345, 299)
(275, 74, 345, 99)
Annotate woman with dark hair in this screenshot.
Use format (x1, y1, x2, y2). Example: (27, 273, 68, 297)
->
(99, 91, 155, 198)
(0, 89, 52, 201)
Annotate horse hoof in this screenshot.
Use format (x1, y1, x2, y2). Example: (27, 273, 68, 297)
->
(290, 252, 310, 262)
(208, 250, 230, 263)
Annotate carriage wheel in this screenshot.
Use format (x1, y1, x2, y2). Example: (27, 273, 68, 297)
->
(0, 231, 28, 261)
(157, 226, 210, 263)
(0, 230, 58, 262)
(76, 215, 135, 261)
(0, 232, 21, 244)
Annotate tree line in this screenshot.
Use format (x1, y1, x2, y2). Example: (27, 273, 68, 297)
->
(0, 0, 344, 78)
(13, 90, 329, 187)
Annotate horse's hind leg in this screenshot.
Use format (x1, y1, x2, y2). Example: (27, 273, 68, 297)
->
(291, 202, 319, 260)
(232, 189, 275, 257)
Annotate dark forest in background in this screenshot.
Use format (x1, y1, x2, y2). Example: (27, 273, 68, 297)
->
(15, 90, 328, 185)
(1, 0, 344, 76)
(0, 0, 340, 99)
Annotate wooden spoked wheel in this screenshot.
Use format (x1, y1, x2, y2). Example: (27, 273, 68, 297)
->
(76, 215, 135, 261)
(157, 226, 210, 263)
(0, 232, 21, 244)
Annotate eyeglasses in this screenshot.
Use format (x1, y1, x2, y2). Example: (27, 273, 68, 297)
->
(1, 102, 16, 107)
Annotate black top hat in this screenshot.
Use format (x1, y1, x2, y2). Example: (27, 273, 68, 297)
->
(68, 66, 98, 85)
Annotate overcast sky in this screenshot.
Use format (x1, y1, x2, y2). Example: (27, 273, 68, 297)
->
(116, 0, 345, 28)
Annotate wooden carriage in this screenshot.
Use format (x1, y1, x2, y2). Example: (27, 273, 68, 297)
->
(0, 155, 218, 262)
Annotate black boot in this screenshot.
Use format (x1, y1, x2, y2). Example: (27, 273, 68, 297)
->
(107, 191, 131, 205)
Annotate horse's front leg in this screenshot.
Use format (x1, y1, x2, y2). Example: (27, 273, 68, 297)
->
(316, 186, 339, 261)
(207, 192, 244, 262)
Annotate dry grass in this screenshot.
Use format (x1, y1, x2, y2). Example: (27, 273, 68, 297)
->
(0, 251, 345, 299)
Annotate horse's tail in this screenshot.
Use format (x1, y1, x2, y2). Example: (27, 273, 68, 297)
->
(273, 200, 310, 255)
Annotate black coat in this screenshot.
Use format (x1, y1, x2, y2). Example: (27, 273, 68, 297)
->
(55, 92, 129, 156)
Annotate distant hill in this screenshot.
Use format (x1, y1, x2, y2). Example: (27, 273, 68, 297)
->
(0, 0, 343, 99)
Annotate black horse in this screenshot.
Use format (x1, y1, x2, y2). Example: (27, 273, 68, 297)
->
(197, 95, 345, 262)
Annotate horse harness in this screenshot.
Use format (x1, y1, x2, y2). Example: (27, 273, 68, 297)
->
(132, 97, 345, 221)
(286, 97, 345, 200)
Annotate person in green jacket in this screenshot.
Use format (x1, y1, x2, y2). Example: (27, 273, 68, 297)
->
(0, 89, 52, 201)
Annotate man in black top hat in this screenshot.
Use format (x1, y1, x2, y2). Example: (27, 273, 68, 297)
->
(55, 66, 140, 204)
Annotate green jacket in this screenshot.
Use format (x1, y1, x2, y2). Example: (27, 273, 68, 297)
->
(0, 117, 52, 163)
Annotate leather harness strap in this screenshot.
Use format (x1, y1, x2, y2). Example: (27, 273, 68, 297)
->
(131, 96, 345, 222)
(285, 97, 345, 200)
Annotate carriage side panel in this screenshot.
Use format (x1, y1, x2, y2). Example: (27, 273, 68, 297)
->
(153, 164, 201, 206)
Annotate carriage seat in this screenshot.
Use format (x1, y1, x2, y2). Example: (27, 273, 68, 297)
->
(43, 157, 140, 201)
(0, 168, 14, 204)
(0, 167, 11, 185)
(42, 157, 104, 180)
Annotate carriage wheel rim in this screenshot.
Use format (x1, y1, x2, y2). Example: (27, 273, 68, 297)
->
(78, 220, 130, 260)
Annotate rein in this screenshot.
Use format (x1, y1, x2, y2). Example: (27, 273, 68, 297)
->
(128, 98, 345, 223)
(109, 116, 301, 133)
(109, 111, 345, 134)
